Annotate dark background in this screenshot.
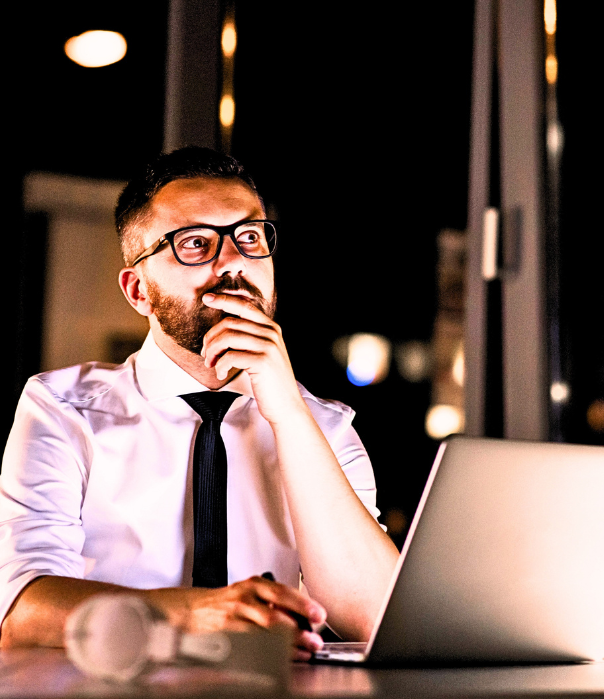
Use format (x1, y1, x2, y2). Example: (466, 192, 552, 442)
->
(555, 7, 604, 445)
(4, 1, 602, 542)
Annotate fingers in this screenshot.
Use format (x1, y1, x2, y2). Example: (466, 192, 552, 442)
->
(203, 315, 277, 348)
(202, 292, 271, 324)
(202, 327, 275, 368)
(226, 598, 325, 659)
(233, 598, 324, 661)
(232, 600, 300, 630)
(201, 313, 285, 382)
(246, 577, 327, 627)
(185, 580, 325, 663)
(295, 630, 324, 661)
(200, 296, 282, 369)
(201, 308, 279, 353)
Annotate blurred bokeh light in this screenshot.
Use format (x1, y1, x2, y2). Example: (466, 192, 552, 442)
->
(333, 333, 392, 387)
(222, 23, 237, 57)
(452, 344, 465, 387)
(64, 30, 127, 68)
(544, 0, 557, 35)
(546, 55, 558, 84)
(220, 95, 235, 128)
(586, 400, 604, 433)
(396, 341, 432, 383)
(550, 381, 570, 404)
(425, 404, 464, 440)
(546, 122, 563, 155)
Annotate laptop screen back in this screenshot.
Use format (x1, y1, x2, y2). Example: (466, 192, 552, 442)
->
(369, 436, 604, 664)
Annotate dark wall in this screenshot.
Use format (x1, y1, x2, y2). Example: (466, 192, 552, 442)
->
(557, 2, 604, 445)
(4, 1, 168, 447)
(231, 2, 475, 527)
(6, 2, 478, 529)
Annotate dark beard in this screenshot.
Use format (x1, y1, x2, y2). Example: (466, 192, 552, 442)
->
(146, 276, 276, 355)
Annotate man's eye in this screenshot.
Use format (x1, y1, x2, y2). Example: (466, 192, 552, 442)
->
(237, 231, 261, 245)
(180, 235, 209, 249)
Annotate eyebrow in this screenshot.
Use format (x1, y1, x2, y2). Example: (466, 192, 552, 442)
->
(176, 215, 267, 229)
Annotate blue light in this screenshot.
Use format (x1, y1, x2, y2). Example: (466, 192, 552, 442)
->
(346, 366, 374, 386)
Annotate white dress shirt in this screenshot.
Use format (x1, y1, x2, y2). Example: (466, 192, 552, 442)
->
(0, 333, 381, 625)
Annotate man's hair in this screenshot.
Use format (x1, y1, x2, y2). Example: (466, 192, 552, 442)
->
(115, 146, 261, 265)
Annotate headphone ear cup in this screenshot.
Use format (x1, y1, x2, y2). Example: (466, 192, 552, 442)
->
(65, 595, 154, 681)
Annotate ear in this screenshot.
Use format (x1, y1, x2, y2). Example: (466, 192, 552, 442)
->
(118, 267, 154, 317)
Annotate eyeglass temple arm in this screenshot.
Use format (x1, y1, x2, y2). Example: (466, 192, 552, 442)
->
(131, 237, 167, 267)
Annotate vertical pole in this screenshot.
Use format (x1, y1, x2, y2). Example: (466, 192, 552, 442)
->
(164, 0, 221, 152)
(464, 0, 495, 437)
(498, 0, 548, 440)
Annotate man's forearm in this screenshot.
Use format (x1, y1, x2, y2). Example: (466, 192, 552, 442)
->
(0, 576, 132, 648)
(271, 406, 399, 642)
(0, 576, 205, 648)
(0, 574, 326, 658)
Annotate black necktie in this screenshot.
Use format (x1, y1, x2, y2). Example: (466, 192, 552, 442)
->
(180, 391, 240, 588)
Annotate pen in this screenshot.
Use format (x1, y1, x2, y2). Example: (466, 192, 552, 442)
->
(261, 571, 313, 632)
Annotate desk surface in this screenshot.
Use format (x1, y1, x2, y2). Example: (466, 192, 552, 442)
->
(2, 649, 604, 698)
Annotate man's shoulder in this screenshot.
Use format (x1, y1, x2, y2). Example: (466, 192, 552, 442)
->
(30, 356, 137, 406)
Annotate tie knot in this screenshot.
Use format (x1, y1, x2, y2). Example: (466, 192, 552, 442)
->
(181, 391, 240, 423)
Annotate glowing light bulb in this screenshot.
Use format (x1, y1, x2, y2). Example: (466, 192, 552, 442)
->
(346, 333, 391, 386)
(547, 122, 564, 155)
(64, 30, 127, 68)
(425, 405, 465, 440)
(346, 363, 375, 387)
(546, 55, 558, 84)
(544, 0, 557, 35)
(452, 345, 465, 387)
(550, 381, 569, 404)
(220, 95, 235, 128)
(222, 23, 237, 57)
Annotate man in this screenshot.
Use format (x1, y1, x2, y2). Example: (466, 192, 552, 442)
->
(0, 148, 398, 659)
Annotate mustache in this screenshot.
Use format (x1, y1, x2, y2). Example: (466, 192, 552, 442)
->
(201, 275, 265, 301)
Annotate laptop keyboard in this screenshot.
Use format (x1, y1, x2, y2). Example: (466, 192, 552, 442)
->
(314, 641, 367, 662)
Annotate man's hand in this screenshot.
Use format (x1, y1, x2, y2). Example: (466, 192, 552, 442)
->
(153, 576, 326, 662)
(201, 293, 307, 425)
(2, 575, 326, 662)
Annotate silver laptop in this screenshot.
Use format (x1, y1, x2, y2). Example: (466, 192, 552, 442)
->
(315, 436, 604, 665)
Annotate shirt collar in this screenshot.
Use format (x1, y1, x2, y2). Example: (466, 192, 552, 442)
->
(135, 332, 254, 403)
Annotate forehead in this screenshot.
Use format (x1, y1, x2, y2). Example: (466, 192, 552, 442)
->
(145, 176, 264, 236)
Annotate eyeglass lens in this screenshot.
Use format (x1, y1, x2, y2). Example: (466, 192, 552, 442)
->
(172, 222, 276, 265)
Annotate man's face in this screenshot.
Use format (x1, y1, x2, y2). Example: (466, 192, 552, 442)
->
(134, 177, 276, 354)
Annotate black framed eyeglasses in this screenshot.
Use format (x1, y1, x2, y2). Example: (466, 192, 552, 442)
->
(130, 220, 278, 267)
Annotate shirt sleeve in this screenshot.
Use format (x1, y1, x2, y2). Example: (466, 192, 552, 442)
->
(299, 385, 385, 530)
(331, 423, 385, 529)
(0, 378, 90, 627)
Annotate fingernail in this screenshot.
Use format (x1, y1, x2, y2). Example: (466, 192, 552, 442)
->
(310, 604, 326, 622)
(203, 293, 215, 302)
(305, 632, 324, 650)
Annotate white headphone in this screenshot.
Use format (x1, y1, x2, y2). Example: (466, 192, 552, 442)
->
(64, 594, 231, 682)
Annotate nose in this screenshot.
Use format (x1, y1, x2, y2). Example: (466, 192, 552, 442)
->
(211, 233, 247, 277)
